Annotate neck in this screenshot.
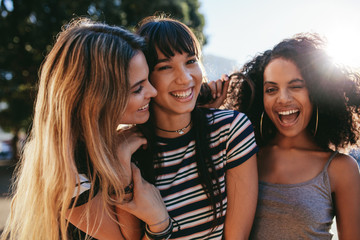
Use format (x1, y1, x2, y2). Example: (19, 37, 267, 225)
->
(270, 131, 319, 150)
(154, 113, 192, 138)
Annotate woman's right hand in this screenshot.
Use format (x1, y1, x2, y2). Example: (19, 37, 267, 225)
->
(116, 163, 170, 233)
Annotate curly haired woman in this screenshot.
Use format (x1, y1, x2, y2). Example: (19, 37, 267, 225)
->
(226, 33, 360, 239)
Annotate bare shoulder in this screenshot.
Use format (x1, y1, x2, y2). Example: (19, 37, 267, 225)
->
(329, 152, 359, 171)
(328, 152, 360, 191)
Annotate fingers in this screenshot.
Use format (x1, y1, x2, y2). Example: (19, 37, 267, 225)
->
(128, 136, 147, 155)
(215, 79, 223, 98)
(117, 129, 147, 155)
(116, 163, 170, 226)
(221, 76, 230, 95)
(116, 164, 141, 209)
(208, 79, 223, 99)
(207, 81, 217, 99)
(130, 163, 142, 186)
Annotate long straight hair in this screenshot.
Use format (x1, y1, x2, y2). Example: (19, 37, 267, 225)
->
(135, 16, 224, 232)
(1, 18, 146, 240)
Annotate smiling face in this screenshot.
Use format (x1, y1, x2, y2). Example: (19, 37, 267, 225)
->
(263, 58, 313, 138)
(118, 51, 157, 124)
(149, 49, 202, 117)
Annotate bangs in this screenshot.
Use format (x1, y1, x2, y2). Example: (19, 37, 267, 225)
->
(155, 22, 199, 58)
(138, 19, 201, 70)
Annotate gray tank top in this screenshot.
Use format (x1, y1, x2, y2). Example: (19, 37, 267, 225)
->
(250, 152, 337, 240)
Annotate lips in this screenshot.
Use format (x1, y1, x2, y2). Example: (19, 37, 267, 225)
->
(277, 109, 300, 125)
(170, 88, 193, 101)
(137, 103, 149, 111)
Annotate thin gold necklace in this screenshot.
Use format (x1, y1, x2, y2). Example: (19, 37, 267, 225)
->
(156, 121, 192, 135)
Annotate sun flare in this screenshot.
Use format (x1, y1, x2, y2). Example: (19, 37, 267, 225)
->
(325, 26, 360, 69)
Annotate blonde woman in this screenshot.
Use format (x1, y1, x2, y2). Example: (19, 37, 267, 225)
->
(1, 18, 170, 240)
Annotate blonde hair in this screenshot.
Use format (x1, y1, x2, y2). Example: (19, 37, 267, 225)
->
(1, 18, 146, 240)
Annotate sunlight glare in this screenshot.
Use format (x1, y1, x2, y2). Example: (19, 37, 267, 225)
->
(326, 26, 360, 69)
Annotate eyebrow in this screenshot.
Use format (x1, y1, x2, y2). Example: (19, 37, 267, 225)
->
(156, 53, 195, 64)
(156, 58, 170, 64)
(289, 78, 305, 84)
(264, 78, 304, 85)
(130, 79, 145, 89)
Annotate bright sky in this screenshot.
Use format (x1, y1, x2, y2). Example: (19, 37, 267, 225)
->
(199, 0, 360, 69)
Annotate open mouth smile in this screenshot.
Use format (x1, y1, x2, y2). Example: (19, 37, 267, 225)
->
(138, 103, 149, 111)
(170, 88, 193, 101)
(277, 109, 300, 126)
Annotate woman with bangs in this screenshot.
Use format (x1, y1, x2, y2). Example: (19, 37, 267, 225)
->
(1, 18, 172, 240)
(130, 16, 259, 239)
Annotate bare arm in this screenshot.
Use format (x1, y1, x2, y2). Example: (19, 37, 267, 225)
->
(329, 154, 360, 239)
(224, 154, 258, 239)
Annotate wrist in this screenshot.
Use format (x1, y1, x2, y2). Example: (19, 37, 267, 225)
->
(145, 217, 173, 240)
(147, 216, 170, 233)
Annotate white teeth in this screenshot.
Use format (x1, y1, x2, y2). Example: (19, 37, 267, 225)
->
(171, 89, 192, 98)
(138, 103, 149, 111)
(278, 109, 299, 115)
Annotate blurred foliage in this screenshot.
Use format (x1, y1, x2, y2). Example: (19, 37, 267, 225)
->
(0, 0, 205, 137)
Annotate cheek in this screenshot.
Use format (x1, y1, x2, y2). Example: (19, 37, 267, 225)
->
(193, 69, 203, 88)
(125, 96, 141, 113)
(263, 95, 272, 115)
(149, 76, 165, 93)
(298, 91, 313, 122)
(304, 101, 314, 124)
(195, 67, 203, 80)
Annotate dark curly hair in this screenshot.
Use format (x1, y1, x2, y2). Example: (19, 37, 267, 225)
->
(226, 33, 360, 150)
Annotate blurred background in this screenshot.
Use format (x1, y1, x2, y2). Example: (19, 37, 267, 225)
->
(1, 0, 360, 237)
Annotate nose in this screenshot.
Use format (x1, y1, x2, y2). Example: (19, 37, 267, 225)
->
(175, 66, 192, 85)
(146, 81, 157, 98)
(276, 88, 292, 104)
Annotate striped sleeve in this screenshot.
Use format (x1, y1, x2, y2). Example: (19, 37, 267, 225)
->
(226, 111, 258, 169)
(70, 174, 94, 207)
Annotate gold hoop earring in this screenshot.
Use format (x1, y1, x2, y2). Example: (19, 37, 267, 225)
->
(314, 107, 318, 137)
(260, 111, 264, 138)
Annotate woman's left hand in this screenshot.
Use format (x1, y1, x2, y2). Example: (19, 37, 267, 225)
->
(116, 127, 147, 185)
(116, 163, 170, 233)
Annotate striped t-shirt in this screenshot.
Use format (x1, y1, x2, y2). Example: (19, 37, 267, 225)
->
(154, 108, 258, 239)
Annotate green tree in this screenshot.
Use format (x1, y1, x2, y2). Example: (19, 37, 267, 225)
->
(120, 0, 205, 43)
(0, 0, 205, 160)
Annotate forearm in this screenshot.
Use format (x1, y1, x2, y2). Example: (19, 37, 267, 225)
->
(116, 207, 143, 239)
(224, 155, 258, 239)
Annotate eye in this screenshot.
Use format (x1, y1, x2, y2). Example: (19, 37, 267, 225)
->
(157, 65, 171, 71)
(133, 85, 144, 94)
(290, 85, 304, 89)
(265, 87, 277, 94)
(187, 58, 197, 65)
